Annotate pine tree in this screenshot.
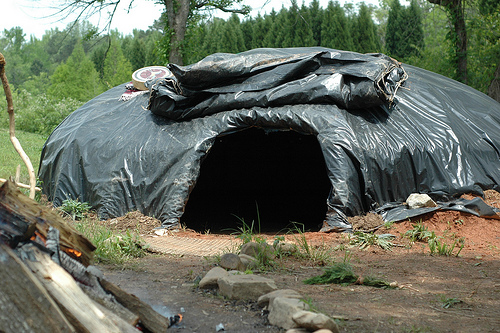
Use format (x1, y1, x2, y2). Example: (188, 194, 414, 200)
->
(268, 8, 288, 48)
(309, 0, 323, 46)
(321, 1, 354, 51)
(48, 42, 103, 101)
(129, 38, 146, 70)
(222, 14, 246, 53)
(402, 0, 424, 57)
(385, 0, 404, 58)
(102, 41, 133, 88)
(262, 10, 279, 48)
(353, 3, 380, 53)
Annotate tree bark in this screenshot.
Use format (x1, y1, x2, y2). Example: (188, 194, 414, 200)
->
(164, 0, 191, 65)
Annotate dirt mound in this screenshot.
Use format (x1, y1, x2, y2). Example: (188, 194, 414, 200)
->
(98, 190, 500, 332)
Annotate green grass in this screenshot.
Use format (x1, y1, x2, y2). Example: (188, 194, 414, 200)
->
(0, 128, 46, 185)
(75, 218, 148, 265)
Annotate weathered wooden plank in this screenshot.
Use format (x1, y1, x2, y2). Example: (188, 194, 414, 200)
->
(20, 243, 137, 333)
(0, 180, 95, 265)
(0, 243, 75, 333)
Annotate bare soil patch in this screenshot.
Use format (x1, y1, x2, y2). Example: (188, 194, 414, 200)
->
(98, 191, 500, 332)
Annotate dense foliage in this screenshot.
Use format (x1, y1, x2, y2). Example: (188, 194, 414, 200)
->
(0, 0, 498, 137)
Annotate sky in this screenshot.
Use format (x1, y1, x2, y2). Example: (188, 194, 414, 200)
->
(1, 0, 380, 40)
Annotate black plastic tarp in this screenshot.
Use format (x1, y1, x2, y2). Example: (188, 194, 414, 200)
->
(38, 47, 500, 231)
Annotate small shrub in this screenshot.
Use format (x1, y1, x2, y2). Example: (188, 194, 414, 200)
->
(428, 236, 465, 256)
(349, 231, 395, 250)
(440, 295, 461, 308)
(75, 219, 147, 264)
(288, 222, 334, 264)
(60, 199, 91, 220)
(304, 251, 396, 289)
(404, 221, 433, 242)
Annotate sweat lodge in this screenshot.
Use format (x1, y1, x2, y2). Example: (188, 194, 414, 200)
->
(39, 47, 500, 232)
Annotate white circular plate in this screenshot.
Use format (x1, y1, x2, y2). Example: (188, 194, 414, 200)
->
(132, 66, 173, 90)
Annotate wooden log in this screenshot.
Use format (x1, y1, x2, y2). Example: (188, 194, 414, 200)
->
(99, 278, 171, 333)
(0, 180, 95, 265)
(0, 243, 75, 333)
(19, 243, 137, 333)
(79, 282, 140, 326)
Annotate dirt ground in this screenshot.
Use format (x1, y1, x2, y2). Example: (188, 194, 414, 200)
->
(98, 191, 500, 333)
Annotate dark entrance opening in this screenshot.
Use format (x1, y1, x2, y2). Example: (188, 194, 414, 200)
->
(180, 127, 331, 232)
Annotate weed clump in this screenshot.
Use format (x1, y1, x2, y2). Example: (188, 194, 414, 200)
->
(304, 252, 396, 289)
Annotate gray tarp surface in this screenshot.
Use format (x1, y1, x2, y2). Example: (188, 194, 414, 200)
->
(39, 48, 500, 230)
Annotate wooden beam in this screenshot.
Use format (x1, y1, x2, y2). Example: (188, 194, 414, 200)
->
(20, 243, 138, 333)
(0, 243, 76, 333)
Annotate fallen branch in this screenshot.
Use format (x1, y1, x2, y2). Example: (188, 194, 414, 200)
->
(0, 52, 36, 199)
(0, 177, 41, 192)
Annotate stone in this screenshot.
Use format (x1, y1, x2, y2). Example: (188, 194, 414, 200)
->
(198, 267, 227, 289)
(275, 242, 297, 255)
(240, 242, 275, 261)
(257, 289, 303, 307)
(314, 330, 334, 333)
(292, 310, 339, 333)
(238, 253, 259, 271)
(218, 274, 277, 300)
(219, 253, 243, 270)
(285, 329, 309, 333)
(268, 297, 309, 330)
(406, 193, 437, 209)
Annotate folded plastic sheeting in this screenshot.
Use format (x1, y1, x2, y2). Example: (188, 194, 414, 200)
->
(38, 48, 500, 231)
(148, 48, 407, 120)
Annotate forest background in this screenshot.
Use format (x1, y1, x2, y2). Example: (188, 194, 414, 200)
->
(0, 0, 499, 139)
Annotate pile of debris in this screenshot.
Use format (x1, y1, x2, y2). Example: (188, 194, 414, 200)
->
(0, 180, 180, 332)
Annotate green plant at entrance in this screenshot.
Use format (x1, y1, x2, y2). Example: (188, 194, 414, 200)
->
(304, 251, 396, 289)
(404, 221, 434, 242)
(228, 203, 262, 244)
(428, 236, 465, 256)
(304, 251, 357, 285)
(288, 222, 334, 265)
(349, 231, 395, 250)
(60, 198, 91, 220)
(75, 219, 148, 264)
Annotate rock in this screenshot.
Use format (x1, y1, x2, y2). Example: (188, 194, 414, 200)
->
(275, 242, 297, 255)
(218, 274, 277, 300)
(240, 242, 275, 261)
(238, 253, 259, 271)
(406, 193, 437, 209)
(268, 297, 309, 330)
(285, 329, 309, 333)
(198, 267, 227, 289)
(292, 311, 339, 333)
(219, 253, 243, 270)
(314, 330, 334, 333)
(257, 289, 303, 307)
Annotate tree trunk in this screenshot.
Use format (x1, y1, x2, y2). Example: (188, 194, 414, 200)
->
(427, 0, 467, 83)
(164, 0, 191, 65)
(488, 62, 500, 102)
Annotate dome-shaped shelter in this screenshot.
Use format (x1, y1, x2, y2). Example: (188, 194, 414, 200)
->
(39, 48, 500, 231)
